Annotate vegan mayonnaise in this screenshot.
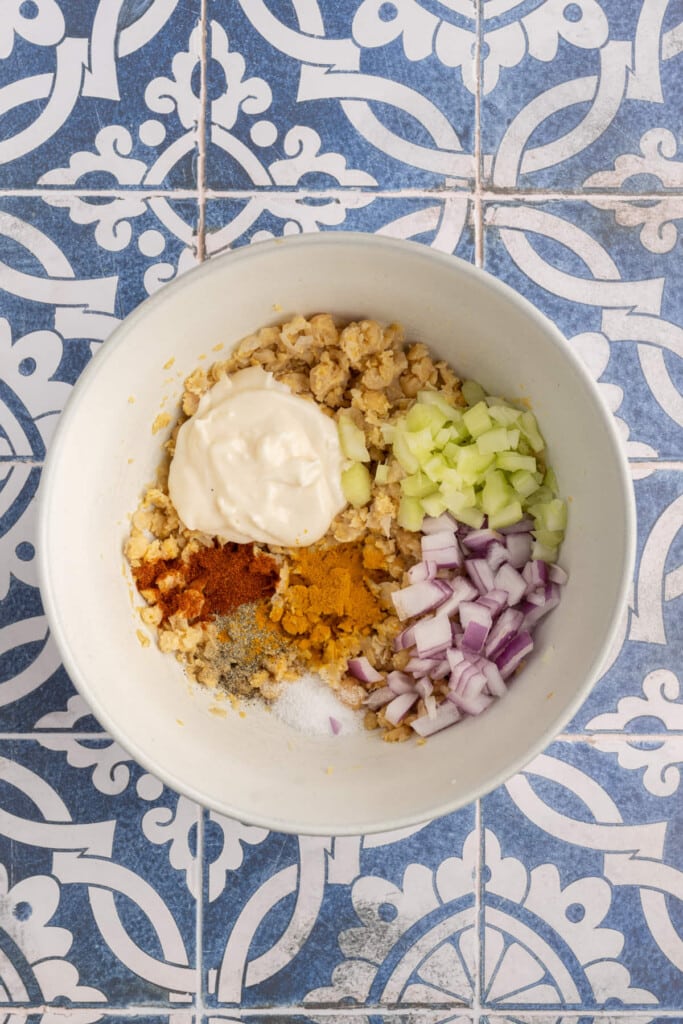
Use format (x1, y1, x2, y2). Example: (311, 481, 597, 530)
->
(168, 367, 345, 546)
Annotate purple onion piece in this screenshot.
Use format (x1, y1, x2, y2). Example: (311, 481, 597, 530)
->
(365, 686, 394, 710)
(411, 701, 461, 736)
(414, 614, 452, 657)
(387, 670, 416, 695)
(496, 631, 534, 679)
(421, 512, 459, 535)
(330, 716, 341, 735)
(347, 656, 383, 684)
(385, 691, 419, 725)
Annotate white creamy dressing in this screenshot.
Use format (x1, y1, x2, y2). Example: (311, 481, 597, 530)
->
(168, 366, 345, 546)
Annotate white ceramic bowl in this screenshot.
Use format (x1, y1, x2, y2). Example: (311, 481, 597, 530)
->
(38, 233, 634, 834)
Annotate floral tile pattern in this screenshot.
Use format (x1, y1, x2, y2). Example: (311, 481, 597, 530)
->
(0, 0, 681, 1022)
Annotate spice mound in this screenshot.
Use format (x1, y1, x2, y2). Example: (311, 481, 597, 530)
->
(125, 313, 568, 742)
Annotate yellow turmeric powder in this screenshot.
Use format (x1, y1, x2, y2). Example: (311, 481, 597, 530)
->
(274, 541, 387, 667)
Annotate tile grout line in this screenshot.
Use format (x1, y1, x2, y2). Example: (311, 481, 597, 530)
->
(0, 187, 679, 201)
(472, 0, 484, 268)
(196, 0, 209, 262)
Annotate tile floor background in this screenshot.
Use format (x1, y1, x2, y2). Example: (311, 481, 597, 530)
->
(0, 0, 682, 1021)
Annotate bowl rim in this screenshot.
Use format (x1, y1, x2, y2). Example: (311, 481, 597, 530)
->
(37, 231, 636, 834)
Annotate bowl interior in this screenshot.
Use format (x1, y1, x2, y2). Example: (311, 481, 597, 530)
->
(39, 234, 633, 834)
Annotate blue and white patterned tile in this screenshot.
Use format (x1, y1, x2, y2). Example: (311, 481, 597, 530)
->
(205, 2, 476, 190)
(205, 196, 475, 258)
(0, 463, 88, 733)
(482, 0, 683, 192)
(0, 740, 198, 1006)
(484, 198, 683, 461)
(483, 739, 683, 1009)
(0, 1016, 193, 1024)
(0, 1, 201, 190)
(0, 195, 198, 458)
(568, 466, 682, 733)
(203, 809, 476, 1007)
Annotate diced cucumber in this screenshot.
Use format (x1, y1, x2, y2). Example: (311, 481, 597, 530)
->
(488, 500, 524, 529)
(374, 464, 389, 485)
(420, 492, 448, 517)
(423, 454, 448, 482)
(488, 404, 521, 427)
(416, 390, 462, 421)
(341, 462, 372, 507)
(532, 540, 558, 562)
(519, 410, 545, 452)
(534, 528, 564, 548)
(510, 469, 539, 497)
(405, 403, 448, 435)
(392, 431, 419, 474)
(462, 380, 487, 406)
(401, 471, 437, 499)
(434, 427, 452, 448)
(476, 427, 513, 454)
(533, 498, 567, 532)
(457, 444, 495, 483)
(338, 413, 370, 462)
(495, 452, 538, 473)
(544, 466, 559, 496)
(397, 495, 424, 531)
(441, 485, 476, 513)
(507, 428, 520, 449)
(463, 401, 493, 438)
(405, 427, 434, 458)
(453, 505, 485, 529)
(481, 469, 513, 515)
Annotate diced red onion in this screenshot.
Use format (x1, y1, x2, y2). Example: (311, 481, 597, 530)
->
(461, 528, 502, 554)
(506, 532, 533, 568)
(416, 677, 433, 699)
(485, 608, 524, 659)
(405, 656, 441, 674)
(549, 563, 569, 586)
(447, 648, 465, 672)
(462, 671, 488, 700)
(496, 631, 534, 679)
(523, 559, 549, 590)
(437, 576, 479, 618)
(391, 580, 451, 622)
(459, 602, 493, 654)
(448, 690, 494, 715)
(485, 541, 510, 572)
(476, 589, 508, 618)
(414, 614, 452, 657)
(393, 625, 415, 651)
(521, 584, 561, 630)
(525, 588, 547, 606)
(384, 691, 419, 725)
(347, 656, 383, 684)
(365, 686, 394, 710)
(465, 558, 495, 595)
(494, 563, 527, 606)
(421, 530, 463, 568)
(407, 560, 437, 584)
(499, 517, 535, 534)
(411, 701, 461, 736)
(424, 693, 437, 719)
(387, 670, 416, 695)
(431, 659, 451, 680)
(330, 716, 341, 735)
(421, 512, 459, 534)
(479, 658, 507, 697)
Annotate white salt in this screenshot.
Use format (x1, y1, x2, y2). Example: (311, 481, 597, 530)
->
(272, 673, 362, 737)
